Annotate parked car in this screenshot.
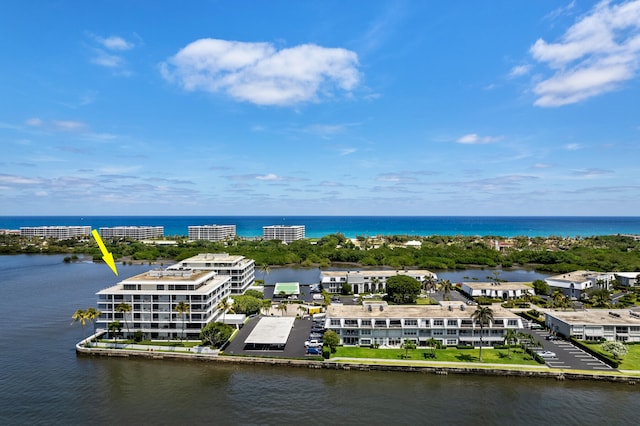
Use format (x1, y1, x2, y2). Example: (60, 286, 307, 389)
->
(305, 339, 323, 348)
(307, 346, 322, 355)
(545, 335, 560, 340)
(530, 323, 543, 330)
(309, 333, 323, 339)
(536, 350, 557, 358)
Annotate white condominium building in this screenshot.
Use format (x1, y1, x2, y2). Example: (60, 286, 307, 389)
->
(325, 301, 523, 347)
(100, 226, 164, 240)
(20, 226, 91, 239)
(188, 225, 236, 241)
(262, 225, 305, 243)
(545, 309, 640, 342)
(97, 268, 231, 340)
(169, 252, 255, 295)
(321, 269, 437, 294)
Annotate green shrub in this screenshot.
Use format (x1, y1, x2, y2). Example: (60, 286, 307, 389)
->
(322, 346, 331, 359)
(456, 344, 474, 350)
(133, 330, 144, 343)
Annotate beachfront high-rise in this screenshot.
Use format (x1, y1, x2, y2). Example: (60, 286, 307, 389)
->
(20, 226, 91, 239)
(263, 225, 305, 243)
(99, 226, 164, 240)
(188, 225, 236, 241)
(169, 253, 255, 295)
(97, 268, 231, 340)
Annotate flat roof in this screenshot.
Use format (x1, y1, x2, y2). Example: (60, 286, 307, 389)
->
(546, 309, 640, 326)
(461, 282, 532, 290)
(321, 269, 435, 278)
(546, 270, 607, 283)
(245, 317, 296, 345)
(124, 269, 215, 282)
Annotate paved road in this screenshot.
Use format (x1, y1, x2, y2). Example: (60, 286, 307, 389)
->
(528, 329, 613, 371)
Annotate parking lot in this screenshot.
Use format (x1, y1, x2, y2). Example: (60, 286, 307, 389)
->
(224, 315, 314, 358)
(528, 328, 613, 371)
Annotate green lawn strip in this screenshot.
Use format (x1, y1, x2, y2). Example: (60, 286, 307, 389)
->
(333, 346, 539, 365)
(581, 342, 640, 371)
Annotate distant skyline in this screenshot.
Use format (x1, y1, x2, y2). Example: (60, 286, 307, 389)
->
(1, 1, 639, 216)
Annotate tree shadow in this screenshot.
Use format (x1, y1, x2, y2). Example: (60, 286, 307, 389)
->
(455, 354, 477, 362)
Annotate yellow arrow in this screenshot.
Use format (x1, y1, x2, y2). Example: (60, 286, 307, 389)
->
(92, 229, 118, 276)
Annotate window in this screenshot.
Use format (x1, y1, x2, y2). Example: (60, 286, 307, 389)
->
(405, 319, 418, 326)
(433, 330, 443, 336)
(330, 319, 340, 326)
(446, 330, 457, 336)
(507, 320, 518, 326)
(433, 319, 444, 326)
(361, 319, 371, 326)
(447, 339, 457, 345)
(447, 320, 457, 326)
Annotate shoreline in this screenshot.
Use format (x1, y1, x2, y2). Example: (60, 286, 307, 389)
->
(76, 343, 640, 385)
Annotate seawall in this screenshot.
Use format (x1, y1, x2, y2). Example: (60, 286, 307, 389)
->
(76, 344, 639, 385)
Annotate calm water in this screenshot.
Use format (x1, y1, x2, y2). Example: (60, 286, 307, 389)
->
(1, 215, 639, 238)
(1, 255, 639, 425)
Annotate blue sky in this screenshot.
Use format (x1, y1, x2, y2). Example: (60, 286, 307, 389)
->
(1, 0, 639, 216)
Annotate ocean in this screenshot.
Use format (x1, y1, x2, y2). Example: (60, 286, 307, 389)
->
(1, 255, 638, 425)
(1, 215, 639, 238)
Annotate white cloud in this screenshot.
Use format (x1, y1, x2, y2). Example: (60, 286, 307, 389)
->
(339, 148, 357, 156)
(91, 50, 124, 68)
(256, 173, 281, 181)
(509, 64, 531, 77)
(455, 133, 502, 144)
(161, 38, 361, 106)
(533, 162, 554, 169)
(565, 143, 581, 150)
(98, 36, 134, 51)
(25, 118, 43, 127)
(531, 0, 640, 106)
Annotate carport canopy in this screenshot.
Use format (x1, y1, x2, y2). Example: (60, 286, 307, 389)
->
(244, 317, 296, 349)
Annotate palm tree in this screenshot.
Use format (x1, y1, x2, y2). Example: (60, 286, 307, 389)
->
(504, 328, 518, 358)
(439, 279, 453, 301)
(262, 298, 273, 315)
(85, 307, 102, 343)
(471, 306, 494, 362)
(261, 263, 271, 284)
(425, 337, 439, 358)
(71, 309, 88, 339)
(115, 302, 132, 339)
(108, 321, 122, 345)
(217, 297, 230, 323)
(276, 302, 288, 316)
(298, 304, 308, 318)
(423, 275, 437, 295)
(174, 301, 191, 342)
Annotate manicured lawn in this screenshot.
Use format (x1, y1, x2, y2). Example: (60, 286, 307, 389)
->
(582, 342, 640, 370)
(332, 346, 540, 365)
(416, 297, 438, 305)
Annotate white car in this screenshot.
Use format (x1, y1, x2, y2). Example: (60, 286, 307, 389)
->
(536, 350, 557, 358)
(304, 339, 323, 348)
